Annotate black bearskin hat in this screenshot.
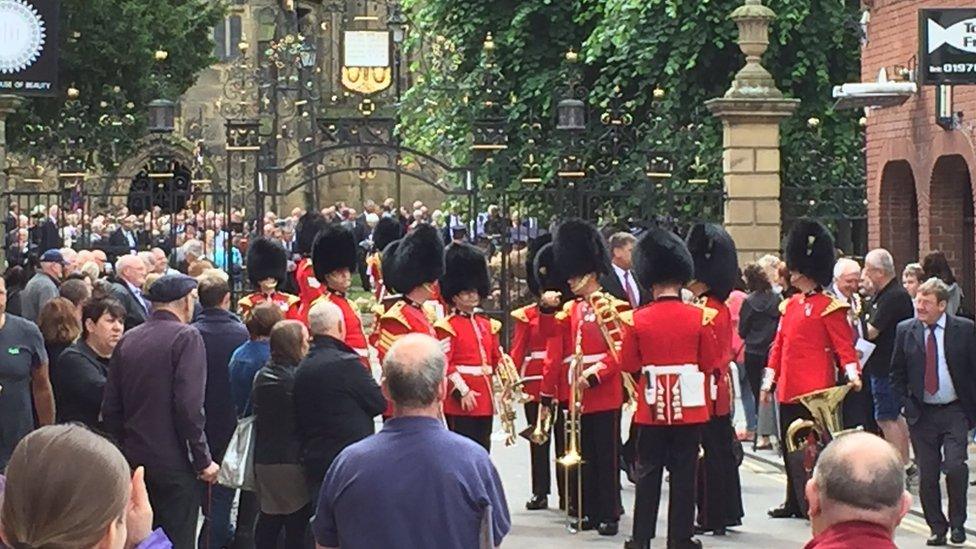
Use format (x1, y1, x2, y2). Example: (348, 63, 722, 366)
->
(313, 224, 358, 281)
(247, 237, 288, 286)
(380, 239, 401, 293)
(372, 216, 403, 254)
(525, 233, 553, 297)
(384, 224, 445, 294)
(553, 218, 611, 282)
(785, 219, 836, 287)
(295, 212, 327, 256)
(686, 223, 739, 301)
(634, 227, 694, 288)
(440, 242, 490, 303)
(533, 242, 572, 296)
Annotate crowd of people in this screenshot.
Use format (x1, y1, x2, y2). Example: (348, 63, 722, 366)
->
(0, 200, 971, 549)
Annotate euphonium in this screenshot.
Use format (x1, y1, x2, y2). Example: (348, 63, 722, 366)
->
(785, 385, 853, 454)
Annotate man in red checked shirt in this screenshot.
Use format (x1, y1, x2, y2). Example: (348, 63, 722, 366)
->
(309, 224, 371, 368)
(238, 237, 301, 321)
(293, 211, 328, 319)
(436, 242, 500, 451)
(761, 219, 862, 520)
(539, 218, 630, 537)
(686, 222, 744, 535)
(620, 227, 722, 549)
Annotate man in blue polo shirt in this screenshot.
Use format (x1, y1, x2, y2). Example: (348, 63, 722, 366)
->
(312, 333, 511, 549)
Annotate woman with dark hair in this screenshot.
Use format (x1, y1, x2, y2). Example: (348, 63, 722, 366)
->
(36, 297, 81, 376)
(0, 424, 170, 549)
(922, 251, 963, 315)
(252, 320, 312, 547)
(738, 263, 781, 450)
(4, 265, 27, 317)
(51, 297, 126, 428)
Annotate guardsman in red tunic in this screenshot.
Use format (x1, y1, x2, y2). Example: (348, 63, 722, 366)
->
(686, 223, 744, 535)
(367, 216, 403, 302)
(621, 228, 721, 549)
(372, 224, 444, 416)
(239, 237, 301, 321)
(308, 224, 370, 368)
(511, 233, 560, 511)
(761, 220, 862, 520)
(293, 212, 328, 320)
(436, 242, 501, 451)
(539, 219, 629, 537)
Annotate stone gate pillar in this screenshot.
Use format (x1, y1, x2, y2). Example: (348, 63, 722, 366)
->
(705, 0, 799, 263)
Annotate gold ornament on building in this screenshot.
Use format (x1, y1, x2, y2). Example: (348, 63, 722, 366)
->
(154, 49, 168, 61)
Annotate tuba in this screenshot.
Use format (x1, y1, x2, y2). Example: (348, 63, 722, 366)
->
(785, 385, 856, 514)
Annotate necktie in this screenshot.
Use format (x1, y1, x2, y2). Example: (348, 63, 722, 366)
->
(925, 324, 939, 395)
(623, 271, 637, 308)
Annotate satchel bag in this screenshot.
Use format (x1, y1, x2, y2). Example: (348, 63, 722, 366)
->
(217, 415, 256, 491)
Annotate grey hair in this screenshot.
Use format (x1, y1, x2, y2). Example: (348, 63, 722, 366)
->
(833, 257, 860, 280)
(182, 239, 204, 259)
(115, 254, 143, 275)
(608, 231, 637, 250)
(865, 249, 896, 277)
(917, 277, 951, 304)
(383, 333, 446, 409)
(308, 300, 344, 336)
(813, 433, 904, 511)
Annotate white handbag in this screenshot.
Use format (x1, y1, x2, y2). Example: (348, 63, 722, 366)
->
(217, 415, 256, 491)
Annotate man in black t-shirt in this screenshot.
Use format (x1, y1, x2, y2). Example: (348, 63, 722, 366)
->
(862, 249, 916, 469)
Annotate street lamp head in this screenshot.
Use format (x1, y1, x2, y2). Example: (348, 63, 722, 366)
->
(147, 99, 176, 134)
(556, 98, 586, 132)
(388, 4, 409, 45)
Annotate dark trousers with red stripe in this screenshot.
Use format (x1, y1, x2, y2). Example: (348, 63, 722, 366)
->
(524, 402, 552, 496)
(580, 410, 621, 523)
(696, 414, 743, 529)
(632, 423, 701, 543)
(446, 414, 493, 452)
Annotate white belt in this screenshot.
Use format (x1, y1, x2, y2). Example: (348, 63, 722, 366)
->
(562, 353, 606, 365)
(528, 351, 546, 360)
(641, 364, 698, 375)
(456, 365, 490, 376)
(353, 347, 369, 358)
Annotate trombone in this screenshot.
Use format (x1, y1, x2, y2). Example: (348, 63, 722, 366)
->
(557, 332, 585, 533)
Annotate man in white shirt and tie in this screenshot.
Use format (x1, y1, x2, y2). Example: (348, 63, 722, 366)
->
(600, 232, 644, 308)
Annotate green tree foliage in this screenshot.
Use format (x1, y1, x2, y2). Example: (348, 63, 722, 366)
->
(400, 0, 865, 211)
(8, 0, 225, 172)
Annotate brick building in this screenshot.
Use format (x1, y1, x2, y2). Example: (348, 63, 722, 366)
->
(865, 0, 976, 312)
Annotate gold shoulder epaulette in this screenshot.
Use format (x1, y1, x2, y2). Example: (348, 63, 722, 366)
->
(434, 316, 456, 336)
(490, 318, 502, 334)
(700, 305, 718, 326)
(821, 295, 850, 317)
(381, 300, 411, 328)
(510, 305, 531, 324)
(284, 293, 301, 306)
(778, 298, 789, 315)
(555, 300, 574, 321)
(311, 293, 332, 308)
(238, 294, 254, 309)
(618, 310, 634, 326)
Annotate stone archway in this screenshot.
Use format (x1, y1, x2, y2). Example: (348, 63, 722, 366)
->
(878, 160, 919, 271)
(929, 154, 975, 313)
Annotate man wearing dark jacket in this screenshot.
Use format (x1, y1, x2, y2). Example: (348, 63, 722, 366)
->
(192, 272, 249, 549)
(108, 254, 150, 332)
(293, 299, 386, 495)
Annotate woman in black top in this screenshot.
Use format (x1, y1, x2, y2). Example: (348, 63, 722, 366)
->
(50, 298, 125, 428)
(738, 263, 781, 449)
(252, 320, 312, 548)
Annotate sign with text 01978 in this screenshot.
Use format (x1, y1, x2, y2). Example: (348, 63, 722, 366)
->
(0, 0, 59, 96)
(920, 8, 976, 85)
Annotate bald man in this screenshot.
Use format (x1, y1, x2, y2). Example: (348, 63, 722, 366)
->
(804, 432, 911, 548)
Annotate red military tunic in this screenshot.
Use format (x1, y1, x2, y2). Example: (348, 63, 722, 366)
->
(702, 295, 734, 417)
(766, 291, 861, 403)
(366, 252, 385, 301)
(539, 293, 626, 415)
(294, 257, 326, 321)
(374, 298, 437, 416)
(509, 304, 546, 400)
(310, 289, 370, 369)
(436, 312, 502, 417)
(620, 296, 722, 426)
(238, 291, 302, 321)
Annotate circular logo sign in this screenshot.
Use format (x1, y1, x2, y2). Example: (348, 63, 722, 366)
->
(0, 0, 46, 74)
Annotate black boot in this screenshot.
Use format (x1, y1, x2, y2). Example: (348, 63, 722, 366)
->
(623, 539, 650, 549)
(525, 495, 548, 511)
(667, 538, 703, 549)
(767, 504, 803, 519)
(598, 521, 619, 536)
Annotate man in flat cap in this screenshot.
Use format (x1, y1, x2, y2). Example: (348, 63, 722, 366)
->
(102, 274, 219, 549)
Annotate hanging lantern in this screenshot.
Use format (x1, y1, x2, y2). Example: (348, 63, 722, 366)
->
(556, 97, 585, 132)
(147, 99, 176, 133)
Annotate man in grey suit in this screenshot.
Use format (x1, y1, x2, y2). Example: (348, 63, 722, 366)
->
(890, 277, 976, 547)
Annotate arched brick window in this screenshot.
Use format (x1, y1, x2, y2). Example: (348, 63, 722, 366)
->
(879, 160, 919, 271)
(929, 154, 975, 314)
